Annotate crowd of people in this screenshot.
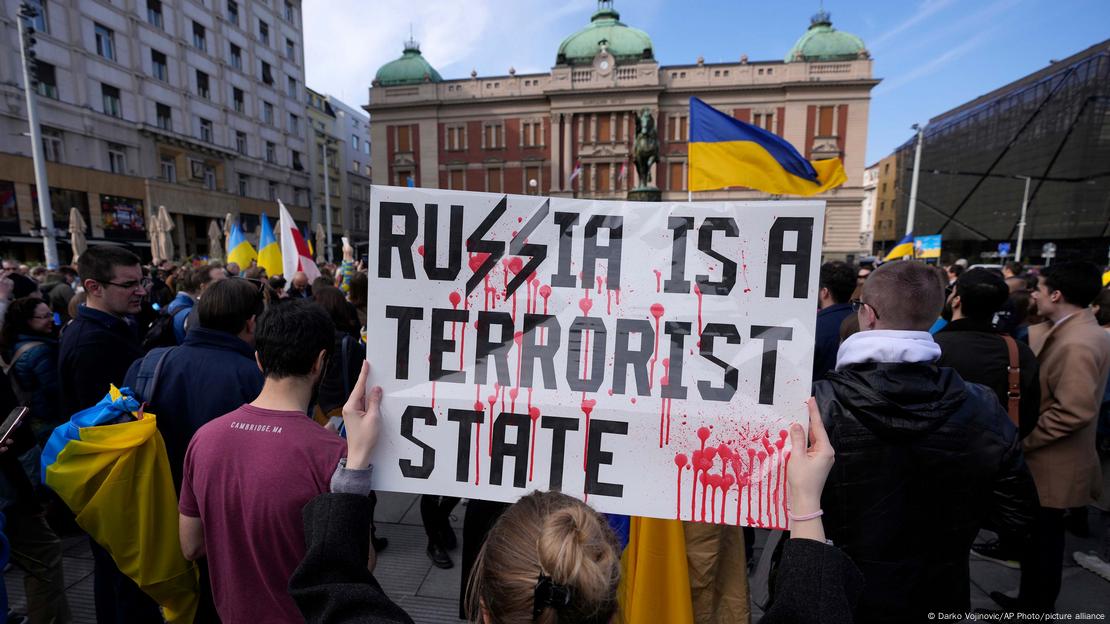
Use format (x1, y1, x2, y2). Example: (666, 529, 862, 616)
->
(0, 247, 1106, 623)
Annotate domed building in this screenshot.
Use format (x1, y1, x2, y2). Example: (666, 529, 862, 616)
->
(367, 1, 879, 260)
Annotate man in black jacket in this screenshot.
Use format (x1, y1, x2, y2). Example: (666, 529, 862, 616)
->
(814, 260, 1037, 623)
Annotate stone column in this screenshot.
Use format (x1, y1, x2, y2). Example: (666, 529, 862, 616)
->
(551, 113, 562, 191)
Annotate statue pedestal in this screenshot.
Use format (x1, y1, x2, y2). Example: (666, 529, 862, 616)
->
(627, 186, 662, 202)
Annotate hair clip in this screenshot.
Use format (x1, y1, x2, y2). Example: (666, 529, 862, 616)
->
(533, 573, 572, 619)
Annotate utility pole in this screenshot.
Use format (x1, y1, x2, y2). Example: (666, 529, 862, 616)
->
(1014, 175, 1031, 261)
(905, 123, 924, 237)
(322, 142, 333, 263)
(17, 3, 59, 268)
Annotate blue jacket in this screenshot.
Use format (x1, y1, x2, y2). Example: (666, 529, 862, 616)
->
(813, 303, 853, 381)
(8, 335, 62, 443)
(58, 305, 144, 420)
(165, 292, 196, 344)
(123, 327, 264, 490)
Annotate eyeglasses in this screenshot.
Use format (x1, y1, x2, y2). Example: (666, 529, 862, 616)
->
(99, 278, 152, 291)
(850, 298, 880, 320)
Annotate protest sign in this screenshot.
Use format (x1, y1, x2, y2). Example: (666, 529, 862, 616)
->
(365, 186, 824, 528)
(914, 234, 942, 260)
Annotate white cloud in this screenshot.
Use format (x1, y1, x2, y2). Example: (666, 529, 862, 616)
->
(302, 0, 596, 106)
(869, 0, 959, 52)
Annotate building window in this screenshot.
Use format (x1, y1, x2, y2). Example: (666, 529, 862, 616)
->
(753, 111, 774, 132)
(670, 115, 688, 142)
(101, 84, 121, 117)
(448, 169, 465, 190)
(283, 1, 294, 21)
(485, 168, 502, 193)
(203, 166, 216, 190)
(522, 120, 542, 147)
(151, 49, 168, 81)
(226, 0, 239, 25)
(94, 23, 115, 60)
(199, 117, 213, 142)
(238, 173, 249, 196)
(192, 22, 206, 51)
(196, 70, 210, 99)
(482, 123, 503, 149)
(287, 76, 297, 99)
(596, 115, 611, 143)
(364, 141, 370, 155)
(285, 38, 295, 60)
(156, 103, 171, 130)
(394, 168, 414, 187)
(267, 181, 277, 200)
(292, 150, 302, 170)
(817, 105, 835, 136)
(258, 19, 269, 45)
(160, 155, 176, 182)
(235, 130, 247, 155)
(288, 113, 299, 133)
(33, 60, 58, 99)
(261, 61, 273, 85)
(262, 101, 273, 125)
(668, 161, 685, 191)
(396, 125, 412, 152)
(25, 0, 47, 32)
(230, 43, 242, 70)
(352, 159, 360, 173)
(265, 141, 276, 163)
(445, 125, 465, 151)
(41, 127, 63, 163)
(146, 0, 162, 28)
(351, 135, 360, 151)
(233, 87, 244, 113)
(107, 143, 126, 174)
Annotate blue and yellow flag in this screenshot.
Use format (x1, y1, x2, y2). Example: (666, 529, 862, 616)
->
(227, 220, 257, 268)
(883, 233, 915, 261)
(41, 386, 198, 623)
(608, 515, 695, 624)
(688, 97, 847, 195)
(257, 213, 282, 277)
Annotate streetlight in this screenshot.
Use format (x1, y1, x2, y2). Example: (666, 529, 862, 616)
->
(17, 2, 59, 268)
(905, 123, 925, 237)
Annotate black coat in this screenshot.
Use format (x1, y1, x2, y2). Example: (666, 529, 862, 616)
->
(760, 539, 864, 624)
(58, 306, 144, 419)
(814, 363, 1037, 624)
(935, 318, 1040, 438)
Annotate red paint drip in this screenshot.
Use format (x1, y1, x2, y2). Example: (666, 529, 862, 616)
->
(528, 407, 541, 481)
(653, 268, 661, 293)
(473, 395, 484, 486)
(756, 450, 768, 527)
(459, 293, 469, 371)
(674, 453, 688, 520)
(648, 303, 664, 390)
(431, 381, 436, 409)
(662, 359, 672, 444)
(699, 471, 710, 523)
(596, 275, 604, 295)
(580, 395, 596, 473)
(693, 283, 703, 337)
(691, 449, 702, 521)
(417, 244, 425, 257)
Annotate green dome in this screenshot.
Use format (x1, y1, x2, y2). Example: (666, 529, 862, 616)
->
(785, 11, 868, 62)
(556, 1, 653, 66)
(375, 39, 442, 86)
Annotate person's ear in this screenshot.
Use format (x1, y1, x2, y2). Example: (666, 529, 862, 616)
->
(83, 278, 101, 297)
(859, 305, 877, 330)
(313, 349, 328, 376)
(951, 294, 961, 311)
(818, 286, 829, 300)
(245, 316, 256, 336)
(255, 352, 264, 373)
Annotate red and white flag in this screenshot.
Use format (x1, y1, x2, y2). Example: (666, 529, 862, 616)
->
(568, 160, 582, 186)
(278, 199, 320, 283)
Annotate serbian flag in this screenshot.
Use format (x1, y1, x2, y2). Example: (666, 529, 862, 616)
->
(687, 97, 846, 195)
(277, 200, 320, 282)
(883, 233, 915, 262)
(226, 221, 257, 268)
(257, 213, 282, 277)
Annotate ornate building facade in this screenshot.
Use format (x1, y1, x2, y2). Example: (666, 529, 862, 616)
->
(366, 2, 878, 260)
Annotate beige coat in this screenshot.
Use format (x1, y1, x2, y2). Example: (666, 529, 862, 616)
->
(1026, 309, 1110, 508)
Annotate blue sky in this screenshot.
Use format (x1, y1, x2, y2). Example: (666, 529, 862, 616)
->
(304, 0, 1110, 164)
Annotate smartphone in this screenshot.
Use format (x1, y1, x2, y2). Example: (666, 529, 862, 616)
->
(0, 406, 28, 447)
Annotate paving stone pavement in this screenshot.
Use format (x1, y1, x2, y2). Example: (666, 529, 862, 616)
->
(5, 496, 1108, 622)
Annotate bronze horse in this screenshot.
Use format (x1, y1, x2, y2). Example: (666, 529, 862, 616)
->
(633, 107, 659, 188)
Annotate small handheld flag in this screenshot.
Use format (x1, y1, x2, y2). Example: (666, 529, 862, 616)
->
(226, 221, 257, 267)
(278, 200, 320, 282)
(257, 213, 282, 277)
(687, 97, 847, 195)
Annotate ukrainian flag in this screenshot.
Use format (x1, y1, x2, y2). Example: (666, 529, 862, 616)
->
(609, 515, 695, 624)
(688, 97, 847, 195)
(257, 212, 282, 277)
(227, 220, 257, 268)
(883, 233, 915, 261)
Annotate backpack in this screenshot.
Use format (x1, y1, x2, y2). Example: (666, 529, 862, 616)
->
(130, 347, 174, 407)
(141, 305, 188, 352)
(0, 341, 45, 408)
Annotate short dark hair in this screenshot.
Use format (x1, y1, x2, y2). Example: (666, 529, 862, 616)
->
(819, 261, 856, 304)
(77, 246, 140, 284)
(1004, 261, 1024, 276)
(198, 278, 264, 335)
(178, 266, 204, 293)
(955, 268, 1009, 322)
(254, 299, 334, 379)
(863, 261, 944, 331)
(947, 264, 965, 279)
(313, 285, 358, 334)
(1040, 261, 1102, 308)
(348, 272, 368, 309)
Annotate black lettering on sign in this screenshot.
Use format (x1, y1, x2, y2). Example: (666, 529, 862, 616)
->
(448, 408, 485, 483)
(399, 405, 435, 479)
(751, 325, 793, 405)
(585, 419, 627, 497)
(430, 308, 467, 383)
(550, 211, 579, 288)
(520, 314, 561, 390)
(384, 305, 423, 380)
(378, 201, 418, 279)
(505, 199, 549, 297)
(566, 317, 606, 393)
(612, 319, 653, 396)
(423, 203, 463, 281)
(489, 412, 530, 488)
(465, 195, 507, 296)
(696, 217, 739, 296)
(474, 311, 514, 387)
(541, 416, 579, 490)
(582, 215, 623, 290)
(766, 217, 813, 298)
(665, 216, 694, 294)
(662, 321, 691, 400)
(698, 323, 741, 402)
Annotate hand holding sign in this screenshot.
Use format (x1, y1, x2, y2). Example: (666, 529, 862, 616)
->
(343, 361, 383, 470)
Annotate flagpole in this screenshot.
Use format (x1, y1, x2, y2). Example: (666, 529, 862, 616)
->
(906, 123, 924, 237)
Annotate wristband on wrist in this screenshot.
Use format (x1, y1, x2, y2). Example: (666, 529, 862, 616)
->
(787, 509, 823, 522)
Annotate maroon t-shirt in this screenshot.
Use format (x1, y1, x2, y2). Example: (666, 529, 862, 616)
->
(179, 404, 346, 623)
